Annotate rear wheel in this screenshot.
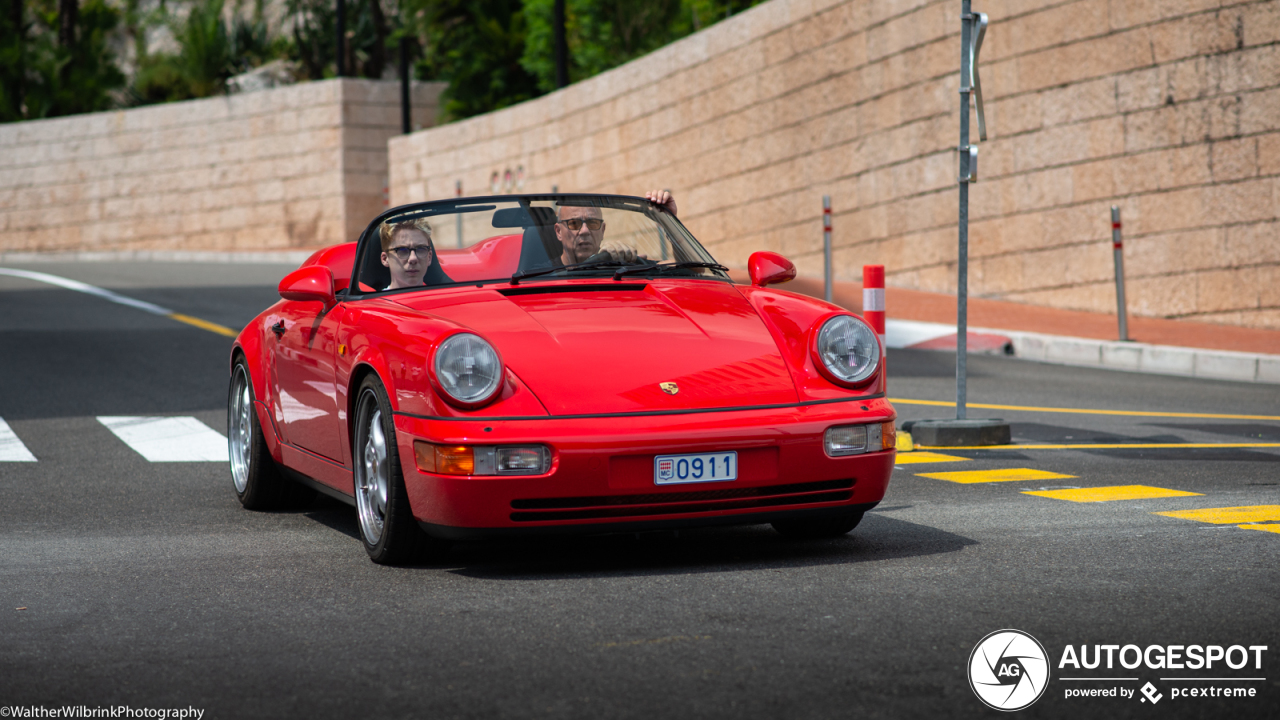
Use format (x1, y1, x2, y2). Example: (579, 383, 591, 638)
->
(228, 359, 312, 509)
(352, 375, 444, 564)
(771, 512, 864, 540)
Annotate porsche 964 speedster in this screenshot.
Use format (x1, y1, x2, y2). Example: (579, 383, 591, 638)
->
(228, 194, 895, 564)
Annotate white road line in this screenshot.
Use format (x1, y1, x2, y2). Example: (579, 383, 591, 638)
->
(0, 417, 37, 461)
(0, 267, 172, 315)
(98, 416, 228, 462)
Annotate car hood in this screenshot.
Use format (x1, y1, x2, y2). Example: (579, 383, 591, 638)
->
(392, 281, 798, 415)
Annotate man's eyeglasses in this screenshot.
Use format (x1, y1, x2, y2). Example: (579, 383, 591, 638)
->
(558, 217, 604, 231)
(388, 245, 432, 261)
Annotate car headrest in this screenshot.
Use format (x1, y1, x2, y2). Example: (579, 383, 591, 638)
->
(492, 206, 557, 228)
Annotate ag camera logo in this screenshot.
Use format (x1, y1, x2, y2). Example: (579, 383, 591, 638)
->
(969, 629, 1051, 711)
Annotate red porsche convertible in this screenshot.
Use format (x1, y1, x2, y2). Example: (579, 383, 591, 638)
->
(229, 194, 895, 563)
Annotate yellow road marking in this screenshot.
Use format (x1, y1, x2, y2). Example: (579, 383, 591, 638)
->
(894, 451, 971, 465)
(1024, 485, 1202, 503)
(916, 443, 1280, 450)
(1154, 506, 1280, 525)
(890, 398, 1280, 422)
(917, 468, 1076, 484)
(168, 313, 238, 337)
(1240, 524, 1280, 535)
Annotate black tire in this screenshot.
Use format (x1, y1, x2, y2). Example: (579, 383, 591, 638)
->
(771, 511, 865, 540)
(352, 374, 445, 565)
(228, 359, 314, 510)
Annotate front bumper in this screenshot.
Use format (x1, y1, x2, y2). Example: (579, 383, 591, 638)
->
(393, 398, 895, 538)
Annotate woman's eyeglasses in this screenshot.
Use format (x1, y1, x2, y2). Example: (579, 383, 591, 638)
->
(389, 245, 432, 261)
(558, 218, 604, 231)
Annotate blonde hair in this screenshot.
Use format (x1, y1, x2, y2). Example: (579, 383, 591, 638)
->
(379, 218, 433, 252)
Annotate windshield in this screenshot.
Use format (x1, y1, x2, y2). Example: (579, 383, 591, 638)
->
(352, 195, 729, 293)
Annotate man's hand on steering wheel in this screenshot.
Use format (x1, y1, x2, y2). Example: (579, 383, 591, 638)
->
(598, 241, 648, 264)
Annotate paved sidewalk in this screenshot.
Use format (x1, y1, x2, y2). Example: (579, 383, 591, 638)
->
(731, 272, 1280, 385)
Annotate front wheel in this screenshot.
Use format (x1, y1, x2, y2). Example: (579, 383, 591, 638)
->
(771, 512, 864, 540)
(228, 360, 312, 509)
(352, 375, 444, 564)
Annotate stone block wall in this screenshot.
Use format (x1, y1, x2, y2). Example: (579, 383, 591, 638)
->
(388, 0, 1279, 330)
(0, 78, 443, 254)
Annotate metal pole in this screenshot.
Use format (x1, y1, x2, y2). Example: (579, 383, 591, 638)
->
(823, 196, 832, 303)
(554, 0, 568, 89)
(1112, 206, 1130, 342)
(335, 0, 346, 77)
(956, 1, 974, 420)
(399, 37, 411, 134)
(456, 180, 464, 248)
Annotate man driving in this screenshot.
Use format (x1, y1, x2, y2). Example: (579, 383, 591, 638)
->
(554, 189, 677, 266)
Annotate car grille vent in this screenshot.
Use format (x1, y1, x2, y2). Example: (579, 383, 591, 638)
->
(509, 479, 855, 522)
(499, 283, 647, 296)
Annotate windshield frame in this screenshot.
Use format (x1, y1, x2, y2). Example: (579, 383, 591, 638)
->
(345, 194, 731, 299)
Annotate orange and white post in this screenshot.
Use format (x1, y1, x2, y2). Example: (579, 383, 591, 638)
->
(862, 265, 886, 354)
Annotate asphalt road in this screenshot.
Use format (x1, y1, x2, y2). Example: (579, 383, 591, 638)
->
(1, 261, 1277, 720)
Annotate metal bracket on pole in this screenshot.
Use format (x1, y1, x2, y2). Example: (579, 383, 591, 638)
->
(969, 12, 988, 142)
(959, 145, 979, 183)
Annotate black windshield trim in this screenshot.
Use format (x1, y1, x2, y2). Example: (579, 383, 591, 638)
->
(499, 284, 648, 296)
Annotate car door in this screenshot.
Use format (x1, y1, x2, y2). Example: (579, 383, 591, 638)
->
(273, 300, 347, 461)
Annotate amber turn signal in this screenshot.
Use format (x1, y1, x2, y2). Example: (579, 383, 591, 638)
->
(413, 441, 550, 476)
(881, 421, 897, 450)
(415, 441, 475, 475)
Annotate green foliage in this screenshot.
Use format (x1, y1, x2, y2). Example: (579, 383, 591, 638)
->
(132, 51, 194, 103)
(402, 0, 541, 121)
(12, 0, 126, 120)
(129, 0, 292, 105)
(228, 12, 276, 72)
(520, 0, 764, 94)
(126, 0, 231, 103)
(176, 0, 230, 96)
(0, 0, 771, 123)
(285, 0, 391, 81)
(0, 0, 27, 121)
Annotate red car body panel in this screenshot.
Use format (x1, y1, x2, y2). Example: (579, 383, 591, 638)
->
(234, 235, 895, 537)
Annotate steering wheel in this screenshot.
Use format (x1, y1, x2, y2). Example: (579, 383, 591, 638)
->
(584, 251, 655, 265)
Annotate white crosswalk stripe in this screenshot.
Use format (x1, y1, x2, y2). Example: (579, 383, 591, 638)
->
(0, 417, 37, 461)
(97, 416, 228, 462)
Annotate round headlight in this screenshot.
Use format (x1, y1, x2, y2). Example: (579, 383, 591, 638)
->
(433, 333, 503, 406)
(815, 315, 880, 385)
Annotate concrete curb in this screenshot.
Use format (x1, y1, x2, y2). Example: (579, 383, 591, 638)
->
(885, 319, 1280, 385)
(1002, 329, 1280, 385)
(0, 250, 315, 264)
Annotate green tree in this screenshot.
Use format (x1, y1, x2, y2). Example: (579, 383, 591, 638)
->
(402, 0, 540, 120)
(1, 0, 28, 120)
(131, 0, 230, 102)
(19, 0, 125, 118)
(286, 0, 392, 81)
(520, 0, 764, 93)
(132, 0, 288, 105)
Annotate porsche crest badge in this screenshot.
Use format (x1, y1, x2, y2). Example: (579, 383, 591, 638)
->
(659, 382, 679, 395)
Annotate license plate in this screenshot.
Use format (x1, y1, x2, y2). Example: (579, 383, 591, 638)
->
(654, 451, 737, 485)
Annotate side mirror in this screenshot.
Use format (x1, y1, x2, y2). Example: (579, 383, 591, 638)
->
(748, 251, 796, 287)
(279, 265, 336, 307)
